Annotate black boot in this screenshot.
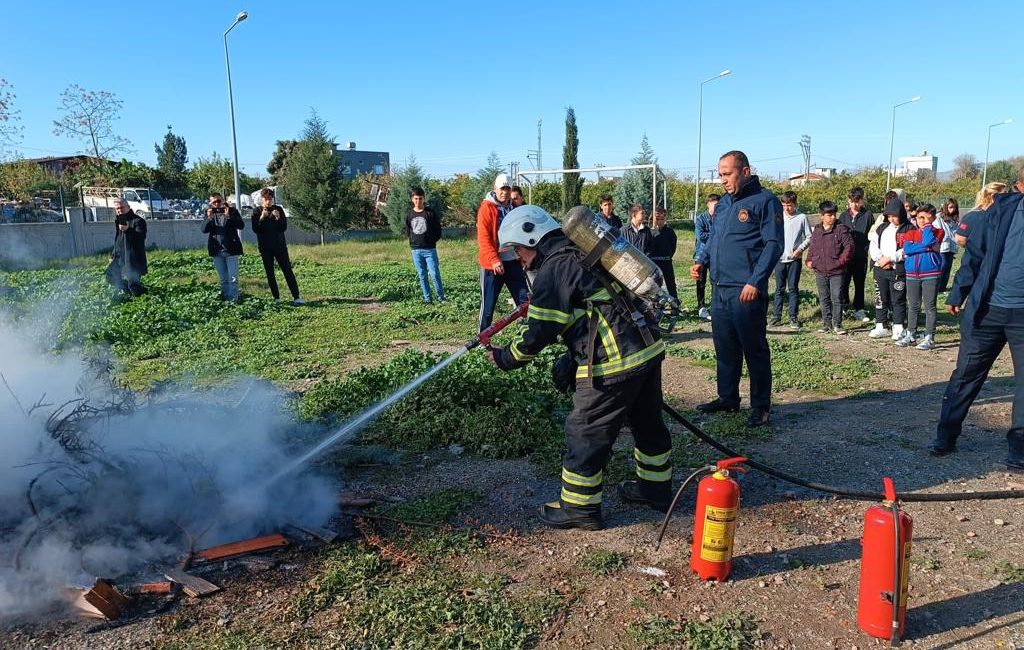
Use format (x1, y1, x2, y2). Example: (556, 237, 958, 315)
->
(746, 407, 771, 428)
(1007, 429, 1024, 472)
(927, 432, 958, 457)
(537, 501, 604, 531)
(697, 398, 740, 414)
(618, 480, 673, 513)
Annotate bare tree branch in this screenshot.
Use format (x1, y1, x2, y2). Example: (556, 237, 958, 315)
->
(52, 84, 133, 161)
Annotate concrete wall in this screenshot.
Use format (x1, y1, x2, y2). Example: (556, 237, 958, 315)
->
(0, 210, 470, 267)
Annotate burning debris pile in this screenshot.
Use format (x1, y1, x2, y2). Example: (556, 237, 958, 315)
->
(0, 320, 339, 619)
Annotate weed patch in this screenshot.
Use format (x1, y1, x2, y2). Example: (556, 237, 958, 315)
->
(627, 612, 759, 650)
(995, 560, 1024, 584)
(579, 548, 628, 576)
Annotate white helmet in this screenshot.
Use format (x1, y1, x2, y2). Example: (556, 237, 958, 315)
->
(498, 205, 561, 249)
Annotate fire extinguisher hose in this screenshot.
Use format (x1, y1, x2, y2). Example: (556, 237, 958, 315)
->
(654, 465, 713, 550)
(890, 498, 903, 647)
(661, 404, 1024, 503)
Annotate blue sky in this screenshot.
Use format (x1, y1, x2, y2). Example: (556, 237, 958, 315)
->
(4, 0, 1020, 181)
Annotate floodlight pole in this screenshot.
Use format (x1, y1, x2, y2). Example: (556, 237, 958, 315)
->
(886, 96, 920, 193)
(224, 11, 248, 206)
(982, 119, 1012, 188)
(694, 69, 730, 219)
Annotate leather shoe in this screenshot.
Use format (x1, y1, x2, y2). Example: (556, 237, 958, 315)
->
(618, 480, 673, 513)
(537, 501, 604, 531)
(1007, 458, 1024, 473)
(746, 407, 771, 427)
(927, 438, 957, 457)
(697, 399, 740, 414)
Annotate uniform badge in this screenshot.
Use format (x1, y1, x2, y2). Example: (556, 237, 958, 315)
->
(737, 209, 750, 223)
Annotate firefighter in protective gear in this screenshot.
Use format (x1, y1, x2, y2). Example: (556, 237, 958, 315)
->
(488, 205, 673, 530)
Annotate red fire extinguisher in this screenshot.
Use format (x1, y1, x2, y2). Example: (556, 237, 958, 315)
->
(691, 457, 747, 581)
(857, 477, 913, 646)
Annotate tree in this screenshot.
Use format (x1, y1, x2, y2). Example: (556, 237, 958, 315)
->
(461, 152, 505, 218)
(52, 84, 132, 161)
(951, 153, 981, 181)
(0, 79, 22, 154)
(562, 107, 583, 214)
(383, 156, 445, 236)
(0, 160, 58, 201)
(266, 139, 298, 185)
(280, 110, 350, 243)
(983, 157, 1024, 187)
(614, 135, 658, 212)
(187, 154, 262, 199)
(155, 125, 187, 177)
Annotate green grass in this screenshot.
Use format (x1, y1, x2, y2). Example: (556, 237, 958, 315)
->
(995, 560, 1024, 584)
(579, 548, 629, 576)
(381, 487, 482, 525)
(627, 613, 759, 649)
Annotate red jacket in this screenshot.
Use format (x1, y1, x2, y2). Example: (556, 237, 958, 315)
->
(807, 222, 854, 277)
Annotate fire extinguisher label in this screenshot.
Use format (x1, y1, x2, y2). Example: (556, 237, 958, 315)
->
(700, 505, 738, 563)
(900, 540, 912, 603)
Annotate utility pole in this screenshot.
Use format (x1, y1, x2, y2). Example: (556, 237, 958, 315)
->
(526, 118, 542, 179)
(799, 135, 811, 182)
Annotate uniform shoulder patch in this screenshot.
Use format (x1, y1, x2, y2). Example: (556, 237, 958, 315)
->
(737, 208, 750, 223)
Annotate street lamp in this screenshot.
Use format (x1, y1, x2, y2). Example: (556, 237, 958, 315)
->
(223, 11, 248, 208)
(693, 69, 730, 219)
(885, 96, 920, 193)
(982, 118, 1013, 188)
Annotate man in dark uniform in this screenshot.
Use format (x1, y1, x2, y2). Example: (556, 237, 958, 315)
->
(489, 205, 672, 530)
(930, 167, 1024, 472)
(105, 198, 148, 297)
(838, 187, 874, 322)
(690, 151, 784, 427)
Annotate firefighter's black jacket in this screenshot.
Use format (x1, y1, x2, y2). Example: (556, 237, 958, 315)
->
(493, 232, 665, 383)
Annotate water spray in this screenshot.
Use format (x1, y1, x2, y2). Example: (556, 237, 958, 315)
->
(266, 302, 530, 486)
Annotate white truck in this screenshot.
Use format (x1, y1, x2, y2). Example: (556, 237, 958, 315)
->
(82, 187, 173, 221)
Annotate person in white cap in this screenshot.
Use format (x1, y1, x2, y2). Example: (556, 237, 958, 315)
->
(476, 172, 528, 331)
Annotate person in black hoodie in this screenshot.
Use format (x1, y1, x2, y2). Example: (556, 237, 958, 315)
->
(105, 198, 148, 297)
(406, 186, 445, 303)
(252, 188, 304, 305)
(867, 198, 914, 340)
(649, 206, 678, 299)
(838, 187, 874, 322)
(201, 193, 245, 302)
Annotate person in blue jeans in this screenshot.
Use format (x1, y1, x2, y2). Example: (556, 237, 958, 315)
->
(201, 193, 245, 302)
(405, 186, 445, 303)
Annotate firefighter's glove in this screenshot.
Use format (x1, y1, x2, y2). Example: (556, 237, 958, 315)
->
(490, 346, 516, 371)
(552, 352, 578, 394)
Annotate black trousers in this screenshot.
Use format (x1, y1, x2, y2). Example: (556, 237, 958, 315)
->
(560, 362, 672, 508)
(815, 273, 844, 328)
(695, 265, 709, 308)
(939, 252, 956, 292)
(936, 306, 1024, 460)
(261, 247, 300, 300)
(655, 260, 678, 299)
(841, 249, 869, 311)
(873, 266, 906, 326)
(772, 261, 801, 322)
(711, 285, 772, 409)
(105, 262, 145, 297)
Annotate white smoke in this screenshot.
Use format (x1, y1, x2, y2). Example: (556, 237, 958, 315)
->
(0, 318, 339, 618)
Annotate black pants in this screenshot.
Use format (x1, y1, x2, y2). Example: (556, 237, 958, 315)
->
(906, 278, 938, 336)
(873, 266, 906, 326)
(939, 252, 956, 292)
(695, 265, 709, 308)
(772, 261, 801, 322)
(479, 260, 529, 332)
(560, 362, 672, 508)
(815, 273, 844, 328)
(261, 248, 300, 300)
(105, 262, 145, 297)
(841, 250, 868, 311)
(711, 285, 772, 409)
(655, 260, 678, 300)
(936, 306, 1024, 461)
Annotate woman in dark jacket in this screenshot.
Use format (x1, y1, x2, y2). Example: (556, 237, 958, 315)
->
(201, 192, 245, 302)
(251, 188, 303, 304)
(106, 198, 148, 297)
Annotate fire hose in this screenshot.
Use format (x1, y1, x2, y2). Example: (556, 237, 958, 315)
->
(661, 403, 1024, 502)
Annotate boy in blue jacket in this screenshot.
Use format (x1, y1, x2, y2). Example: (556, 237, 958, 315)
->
(896, 204, 944, 350)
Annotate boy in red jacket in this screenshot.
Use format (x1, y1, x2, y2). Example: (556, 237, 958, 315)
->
(806, 201, 854, 334)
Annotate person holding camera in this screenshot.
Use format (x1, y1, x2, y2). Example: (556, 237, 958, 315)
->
(201, 193, 245, 302)
(252, 188, 304, 305)
(105, 198, 148, 297)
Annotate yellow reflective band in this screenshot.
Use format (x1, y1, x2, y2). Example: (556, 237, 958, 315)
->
(636, 467, 673, 482)
(510, 340, 536, 362)
(562, 309, 586, 332)
(596, 310, 621, 363)
(586, 288, 611, 302)
(634, 448, 671, 466)
(575, 340, 666, 379)
(561, 487, 603, 506)
(527, 304, 572, 324)
(561, 468, 603, 487)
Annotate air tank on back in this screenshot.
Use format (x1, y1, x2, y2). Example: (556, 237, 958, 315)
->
(561, 205, 678, 311)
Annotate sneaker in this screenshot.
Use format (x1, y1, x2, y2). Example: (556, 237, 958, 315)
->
(854, 309, 870, 322)
(833, 327, 847, 335)
(698, 307, 711, 321)
(746, 407, 771, 427)
(769, 318, 782, 327)
(438, 297, 447, 304)
(915, 335, 935, 351)
(788, 321, 801, 330)
(891, 324, 905, 341)
(696, 398, 740, 414)
(868, 324, 890, 338)
(816, 326, 829, 333)
(618, 480, 673, 513)
(537, 501, 604, 531)
(894, 331, 916, 347)
(291, 297, 306, 306)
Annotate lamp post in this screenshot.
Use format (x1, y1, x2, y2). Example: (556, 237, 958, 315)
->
(693, 69, 730, 219)
(982, 118, 1013, 188)
(885, 96, 920, 193)
(223, 11, 248, 208)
